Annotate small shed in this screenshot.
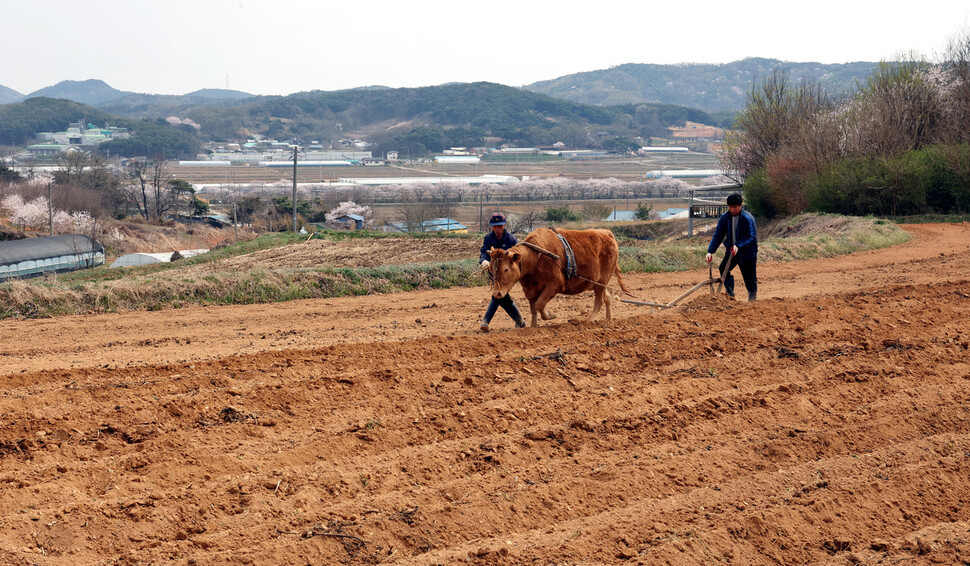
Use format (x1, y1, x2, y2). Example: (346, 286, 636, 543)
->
(333, 214, 365, 230)
(0, 234, 105, 279)
(386, 218, 467, 233)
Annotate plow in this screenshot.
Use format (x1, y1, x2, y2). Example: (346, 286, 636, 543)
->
(517, 239, 736, 311)
(618, 255, 734, 310)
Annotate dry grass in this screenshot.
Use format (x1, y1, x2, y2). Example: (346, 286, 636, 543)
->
(0, 214, 911, 320)
(106, 220, 257, 259)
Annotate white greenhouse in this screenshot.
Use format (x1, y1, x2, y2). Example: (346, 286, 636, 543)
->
(0, 234, 104, 280)
(110, 249, 209, 268)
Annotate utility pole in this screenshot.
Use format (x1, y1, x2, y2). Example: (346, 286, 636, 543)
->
(688, 189, 694, 238)
(291, 145, 298, 232)
(47, 182, 54, 235)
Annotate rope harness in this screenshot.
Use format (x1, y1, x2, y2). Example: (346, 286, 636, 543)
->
(554, 230, 577, 280)
(549, 229, 631, 298)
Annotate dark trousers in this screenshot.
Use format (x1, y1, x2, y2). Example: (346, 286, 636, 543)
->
(718, 254, 758, 298)
(483, 294, 522, 324)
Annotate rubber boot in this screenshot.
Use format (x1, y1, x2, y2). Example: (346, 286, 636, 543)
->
(480, 320, 490, 333)
(748, 291, 757, 302)
(515, 318, 526, 328)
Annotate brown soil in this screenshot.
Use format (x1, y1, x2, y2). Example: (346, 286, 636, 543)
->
(2, 223, 970, 565)
(182, 237, 481, 274)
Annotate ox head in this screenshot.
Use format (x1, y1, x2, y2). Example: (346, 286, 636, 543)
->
(488, 247, 522, 299)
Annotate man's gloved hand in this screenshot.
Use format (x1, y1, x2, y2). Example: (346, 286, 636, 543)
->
(731, 245, 738, 256)
(705, 253, 713, 263)
(481, 260, 490, 269)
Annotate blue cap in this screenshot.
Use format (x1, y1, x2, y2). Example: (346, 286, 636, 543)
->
(488, 213, 507, 226)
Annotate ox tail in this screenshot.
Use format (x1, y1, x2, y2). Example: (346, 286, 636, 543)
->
(613, 264, 633, 296)
(607, 231, 633, 297)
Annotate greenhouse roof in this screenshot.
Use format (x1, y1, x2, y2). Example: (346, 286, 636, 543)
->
(0, 235, 103, 266)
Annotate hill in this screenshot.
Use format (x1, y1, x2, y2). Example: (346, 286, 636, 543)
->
(184, 88, 253, 100)
(26, 79, 132, 106)
(525, 58, 879, 113)
(20, 80, 256, 107)
(0, 83, 22, 104)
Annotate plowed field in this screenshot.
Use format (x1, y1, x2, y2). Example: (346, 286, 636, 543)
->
(2, 224, 970, 565)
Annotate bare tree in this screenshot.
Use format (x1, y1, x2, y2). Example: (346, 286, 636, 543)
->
(57, 151, 90, 183)
(150, 157, 173, 220)
(123, 157, 152, 220)
(843, 57, 944, 158)
(582, 201, 613, 221)
(397, 188, 435, 232)
(941, 29, 970, 144)
(429, 184, 458, 219)
(517, 207, 544, 233)
(122, 157, 178, 221)
(720, 67, 832, 179)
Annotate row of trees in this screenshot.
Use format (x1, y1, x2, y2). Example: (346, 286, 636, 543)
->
(201, 175, 699, 214)
(1, 193, 98, 234)
(194, 175, 701, 231)
(721, 30, 970, 217)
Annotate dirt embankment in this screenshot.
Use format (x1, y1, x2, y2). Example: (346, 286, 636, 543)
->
(0, 223, 969, 565)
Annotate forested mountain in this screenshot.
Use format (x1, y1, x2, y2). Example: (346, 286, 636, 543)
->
(183, 82, 719, 148)
(525, 58, 879, 112)
(0, 58, 881, 155)
(0, 83, 720, 157)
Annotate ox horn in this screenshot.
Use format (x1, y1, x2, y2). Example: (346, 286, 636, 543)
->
(520, 241, 560, 261)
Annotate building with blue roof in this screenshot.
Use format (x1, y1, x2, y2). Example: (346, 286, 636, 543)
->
(386, 218, 467, 233)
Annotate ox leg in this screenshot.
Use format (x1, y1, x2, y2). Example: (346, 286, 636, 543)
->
(533, 289, 559, 326)
(589, 286, 605, 320)
(525, 292, 556, 324)
(589, 285, 615, 321)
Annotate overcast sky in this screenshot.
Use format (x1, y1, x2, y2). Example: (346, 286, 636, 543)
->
(3, 0, 969, 96)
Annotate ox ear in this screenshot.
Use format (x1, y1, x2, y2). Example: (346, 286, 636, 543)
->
(510, 252, 520, 263)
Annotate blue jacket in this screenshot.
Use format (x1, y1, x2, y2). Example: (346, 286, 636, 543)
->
(707, 209, 758, 262)
(480, 230, 518, 263)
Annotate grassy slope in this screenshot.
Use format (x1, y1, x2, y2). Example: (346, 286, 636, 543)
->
(0, 214, 910, 320)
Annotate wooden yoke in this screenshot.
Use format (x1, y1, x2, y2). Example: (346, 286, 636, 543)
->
(520, 241, 560, 261)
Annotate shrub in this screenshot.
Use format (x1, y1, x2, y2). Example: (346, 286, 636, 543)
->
(581, 201, 613, 221)
(544, 206, 580, 223)
(741, 170, 780, 219)
(634, 203, 653, 220)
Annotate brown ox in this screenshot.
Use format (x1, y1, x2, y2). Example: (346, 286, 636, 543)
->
(488, 227, 629, 327)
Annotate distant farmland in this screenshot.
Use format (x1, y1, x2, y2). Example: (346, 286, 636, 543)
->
(173, 154, 721, 186)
